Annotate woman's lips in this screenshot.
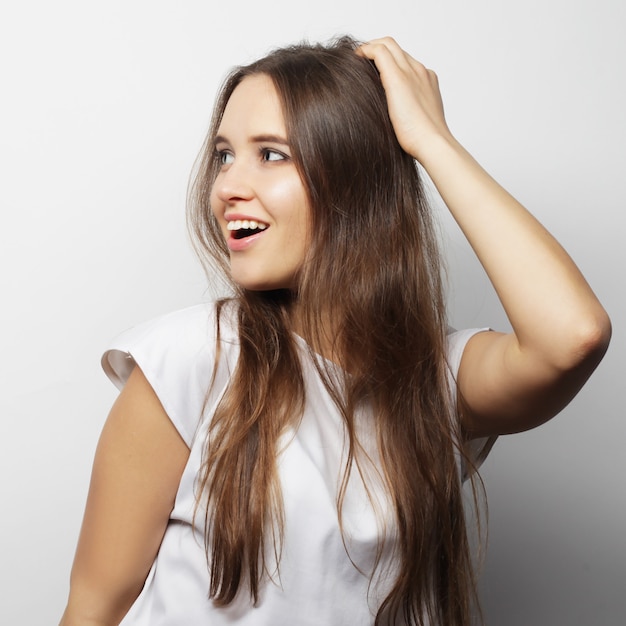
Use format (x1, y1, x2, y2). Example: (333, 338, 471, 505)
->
(227, 229, 267, 251)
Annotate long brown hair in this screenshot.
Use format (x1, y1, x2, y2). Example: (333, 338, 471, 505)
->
(188, 36, 482, 625)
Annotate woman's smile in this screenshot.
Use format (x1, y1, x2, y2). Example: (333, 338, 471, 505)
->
(225, 214, 269, 251)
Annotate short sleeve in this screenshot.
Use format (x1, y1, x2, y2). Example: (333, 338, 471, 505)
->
(101, 304, 226, 447)
(446, 328, 497, 480)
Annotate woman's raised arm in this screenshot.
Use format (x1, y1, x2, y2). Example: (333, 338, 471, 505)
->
(359, 37, 611, 436)
(60, 366, 190, 626)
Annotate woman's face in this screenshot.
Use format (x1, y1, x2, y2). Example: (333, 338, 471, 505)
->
(210, 74, 310, 291)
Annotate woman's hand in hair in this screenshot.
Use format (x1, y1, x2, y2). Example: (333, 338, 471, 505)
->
(357, 36, 452, 162)
(361, 37, 611, 437)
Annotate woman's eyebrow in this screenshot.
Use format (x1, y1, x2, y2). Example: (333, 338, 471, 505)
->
(213, 134, 290, 146)
(250, 134, 290, 146)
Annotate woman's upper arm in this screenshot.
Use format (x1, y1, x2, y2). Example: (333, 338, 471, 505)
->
(457, 327, 610, 438)
(61, 365, 190, 626)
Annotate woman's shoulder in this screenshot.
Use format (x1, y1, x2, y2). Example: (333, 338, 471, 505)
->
(445, 326, 490, 378)
(101, 300, 240, 446)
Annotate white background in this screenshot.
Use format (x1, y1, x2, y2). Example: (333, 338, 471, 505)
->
(1, 1, 624, 624)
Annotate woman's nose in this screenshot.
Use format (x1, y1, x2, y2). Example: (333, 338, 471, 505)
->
(214, 160, 254, 203)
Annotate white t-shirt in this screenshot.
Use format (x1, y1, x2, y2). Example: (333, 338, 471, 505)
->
(101, 303, 495, 625)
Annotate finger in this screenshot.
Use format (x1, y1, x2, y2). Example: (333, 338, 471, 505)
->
(360, 36, 405, 59)
(358, 37, 414, 72)
(359, 38, 437, 92)
(356, 46, 410, 97)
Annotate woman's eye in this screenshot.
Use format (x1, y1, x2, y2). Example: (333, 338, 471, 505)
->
(261, 148, 286, 162)
(216, 150, 234, 165)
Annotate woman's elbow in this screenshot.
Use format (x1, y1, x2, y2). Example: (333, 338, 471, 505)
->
(564, 307, 612, 372)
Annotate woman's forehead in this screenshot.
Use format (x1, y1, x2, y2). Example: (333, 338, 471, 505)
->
(218, 75, 286, 139)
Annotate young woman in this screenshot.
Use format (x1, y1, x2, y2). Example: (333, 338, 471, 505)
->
(59, 36, 611, 626)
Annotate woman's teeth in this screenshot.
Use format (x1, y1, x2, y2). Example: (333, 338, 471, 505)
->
(227, 220, 268, 239)
(227, 220, 268, 232)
